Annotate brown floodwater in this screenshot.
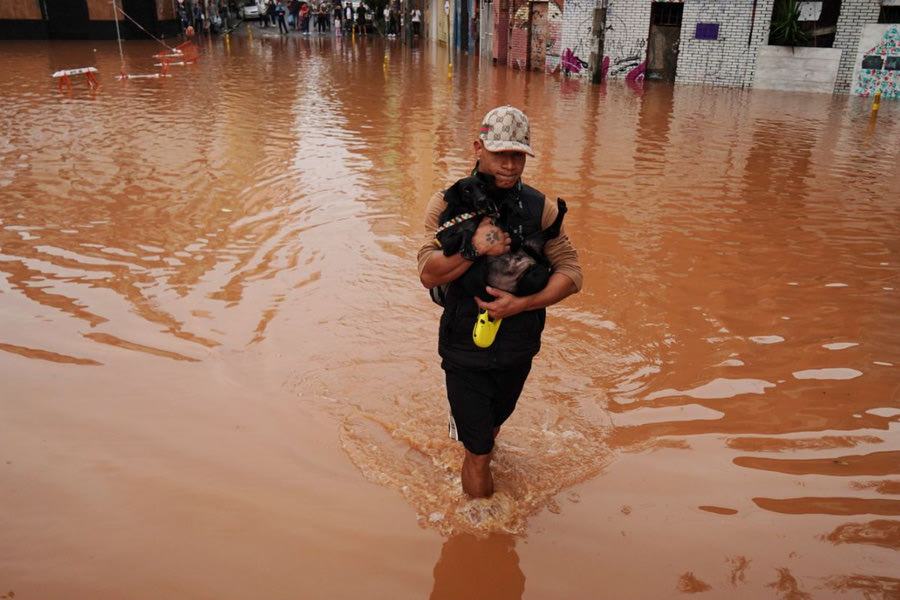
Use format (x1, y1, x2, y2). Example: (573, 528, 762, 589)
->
(1, 31, 899, 599)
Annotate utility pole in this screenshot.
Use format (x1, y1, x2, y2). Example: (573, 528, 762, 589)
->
(588, 0, 607, 84)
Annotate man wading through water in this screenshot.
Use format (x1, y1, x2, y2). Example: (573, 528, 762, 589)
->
(418, 106, 582, 498)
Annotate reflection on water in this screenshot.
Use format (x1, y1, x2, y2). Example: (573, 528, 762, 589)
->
(430, 534, 524, 600)
(1, 33, 899, 597)
(825, 519, 900, 550)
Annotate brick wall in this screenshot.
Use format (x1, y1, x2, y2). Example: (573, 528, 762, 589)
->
(560, 0, 597, 70)
(528, 0, 883, 91)
(676, 0, 775, 88)
(494, 0, 564, 71)
(594, 0, 778, 84)
(493, 0, 510, 62)
(507, 0, 529, 68)
(603, 0, 652, 78)
(510, 23, 529, 67)
(833, 0, 882, 92)
(546, 15, 564, 72)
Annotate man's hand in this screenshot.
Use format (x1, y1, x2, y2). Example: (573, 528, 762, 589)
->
(474, 273, 579, 320)
(471, 217, 511, 257)
(474, 286, 525, 320)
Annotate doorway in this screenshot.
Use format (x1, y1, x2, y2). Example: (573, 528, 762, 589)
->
(459, 0, 469, 50)
(43, 0, 91, 39)
(479, 0, 493, 58)
(122, 0, 159, 38)
(646, 1, 682, 82)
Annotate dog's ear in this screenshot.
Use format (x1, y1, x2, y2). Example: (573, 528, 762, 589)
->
(437, 190, 469, 256)
(438, 227, 469, 256)
(442, 180, 465, 211)
(437, 176, 493, 257)
(443, 176, 481, 210)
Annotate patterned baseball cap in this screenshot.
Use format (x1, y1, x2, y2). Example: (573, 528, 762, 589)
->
(478, 106, 535, 156)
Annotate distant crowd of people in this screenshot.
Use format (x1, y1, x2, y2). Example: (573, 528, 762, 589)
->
(258, 0, 346, 35)
(176, 0, 423, 38)
(176, 0, 233, 35)
(256, 0, 422, 38)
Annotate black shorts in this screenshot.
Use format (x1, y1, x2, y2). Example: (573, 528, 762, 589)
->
(443, 360, 532, 455)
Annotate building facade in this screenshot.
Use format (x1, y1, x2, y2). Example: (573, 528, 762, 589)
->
(474, 0, 900, 95)
(4, 0, 899, 96)
(0, 0, 181, 39)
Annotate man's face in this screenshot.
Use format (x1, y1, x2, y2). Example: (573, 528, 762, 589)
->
(474, 140, 527, 189)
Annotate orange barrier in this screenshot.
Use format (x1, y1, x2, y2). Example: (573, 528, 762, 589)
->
(52, 67, 99, 91)
(154, 42, 200, 68)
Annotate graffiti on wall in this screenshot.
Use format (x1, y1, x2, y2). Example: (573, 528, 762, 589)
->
(625, 60, 645, 82)
(545, 12, 563, 73)
(560, 0, 596, 65)
(852, 25, 900, 98)
(529, 2, 549, 68)
(554, 0, 644, 80)
(561, 47, 588, 75)
(607, 38, 646, 78)
(508, 0, 563, 72)
(605, 12, 647, 79)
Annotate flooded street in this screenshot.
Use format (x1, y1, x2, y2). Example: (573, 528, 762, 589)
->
(1, 32, 899, 598)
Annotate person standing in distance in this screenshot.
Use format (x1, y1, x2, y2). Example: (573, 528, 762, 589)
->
(343, 1, 354, 35)
(417, 106, 583, 498)
(275, 1, 288, 34)
(411, 5, 422, 36)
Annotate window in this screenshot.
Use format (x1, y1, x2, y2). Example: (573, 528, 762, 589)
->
(879, 7, 900, 23)
(769, 0, 841, 47)
(862, 55, 884, 69)
(651, 2, 683, 27)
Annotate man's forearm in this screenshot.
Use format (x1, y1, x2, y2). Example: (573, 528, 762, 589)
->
(476, 272, 579, 320)
(499, 273, 577, 318)
(420, 217, 512, 289)
(519, 272, 578, 311)
(419, 251, 472, 289)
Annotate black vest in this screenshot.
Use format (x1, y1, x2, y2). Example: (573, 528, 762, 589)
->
(438, 182, 547, 370)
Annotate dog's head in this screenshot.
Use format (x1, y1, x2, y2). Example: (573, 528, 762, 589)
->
(436, 175, 495, 256)
(447, 175, 493, 213)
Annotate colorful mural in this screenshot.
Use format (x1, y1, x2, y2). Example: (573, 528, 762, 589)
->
(852, 25, 900, 98)
(508, 0, 562, 72)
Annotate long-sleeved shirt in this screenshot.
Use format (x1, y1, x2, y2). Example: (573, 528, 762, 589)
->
(417, 188, 583, 292)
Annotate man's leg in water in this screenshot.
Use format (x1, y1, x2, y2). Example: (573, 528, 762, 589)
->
(446, 363, 530, 498)
(461, 426, 500, 498)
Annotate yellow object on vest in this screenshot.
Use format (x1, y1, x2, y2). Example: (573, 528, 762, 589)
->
(472, 309, 502, 348)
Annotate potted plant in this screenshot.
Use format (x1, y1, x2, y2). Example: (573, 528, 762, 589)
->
(755, 0, 843, 93)
(769, 0, 807, 47)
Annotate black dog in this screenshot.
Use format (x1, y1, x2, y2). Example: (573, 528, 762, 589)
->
(434, 174, 567, 302)
(434, 174, 498, 257)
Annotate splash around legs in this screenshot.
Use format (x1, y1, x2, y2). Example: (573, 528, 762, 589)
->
(461, 425, 501, 498)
